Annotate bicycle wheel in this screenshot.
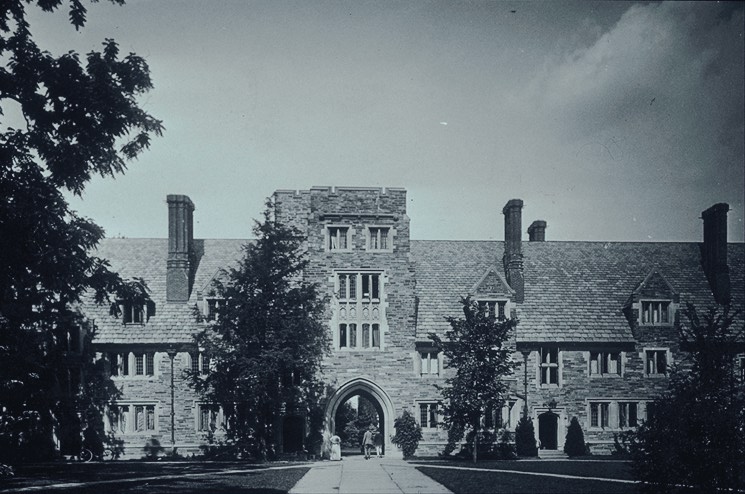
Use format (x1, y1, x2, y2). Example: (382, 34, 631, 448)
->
(80, 448, 93, 462)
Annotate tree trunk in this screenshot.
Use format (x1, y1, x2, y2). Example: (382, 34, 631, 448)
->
(472, 429, 478, 464)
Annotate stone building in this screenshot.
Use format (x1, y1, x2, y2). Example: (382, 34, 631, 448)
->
(80, 187, 744, 458)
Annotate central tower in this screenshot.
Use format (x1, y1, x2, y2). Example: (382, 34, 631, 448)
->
(273, 187, 422, 457)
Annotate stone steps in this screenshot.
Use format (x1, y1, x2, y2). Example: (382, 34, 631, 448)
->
(538, 449, 568, 459)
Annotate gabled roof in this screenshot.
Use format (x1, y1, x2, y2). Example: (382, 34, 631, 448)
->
(411, 241, 743, 345)
(630, 269, 678, 300)
(83, 238, 247, 346)
(84, 236, 744, 348)
(471, 268, 514, 298)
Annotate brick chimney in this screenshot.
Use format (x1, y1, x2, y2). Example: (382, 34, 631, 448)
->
(167, 195, 195, 303)
(701, 203, 730, 305)
(528, 220, 547, 242)
(503, 199, 524, 302)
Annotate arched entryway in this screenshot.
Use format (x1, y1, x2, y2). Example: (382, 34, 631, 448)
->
(538, 411, 559, 450)
(324, 378, 400, 459)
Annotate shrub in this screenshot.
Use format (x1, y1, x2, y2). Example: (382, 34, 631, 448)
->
(563, 417, 587, 457)
(391, 410, 422, 459)
(514, 416, 538, 457)
(0, 464, 14, 478)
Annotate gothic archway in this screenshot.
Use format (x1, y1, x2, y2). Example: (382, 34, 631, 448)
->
(324, 378, 400, 458)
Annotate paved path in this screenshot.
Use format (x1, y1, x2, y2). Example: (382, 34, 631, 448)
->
(289, 455, 452, 494)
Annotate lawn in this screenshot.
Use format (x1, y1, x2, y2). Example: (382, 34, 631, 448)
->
(1, 462, 310, 494)
(412, 458, 639, 494)
(417, 466, 639, 494)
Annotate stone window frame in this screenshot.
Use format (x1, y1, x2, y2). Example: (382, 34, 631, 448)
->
(120, 301, 145, 325)
(586, 399, 650, 431)
(109, 351, 157, 379)
(587, 351, 624, 378)
(190, 351, 212, 376)
(537, 346, 562, 388)
(417, 350, 442, 377)
(483, 399, 518, 431)
(204, 297, 225, 321)
(639, 299, 673, 326)
(737, 354, 745, 382)
(107, 401, 158, 435)
(331, 270, 387, 351)
(417, 401, 440, 430)
(195, 403, 230, 433)
(364, 224, 395, 252)
(643, 347, 671, 377)
(476, 298, 510, 321)
(325, 224, 354, 252)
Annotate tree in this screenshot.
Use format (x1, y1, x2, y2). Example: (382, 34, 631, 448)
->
(514, 416, 538, 457)
(563, 417, 587, 457)
(627, 304, 744, 493)
(429, 297, 519, 463)
(189, 202, 330, 460)
(391, 410, 422, 459)
(334, 401, 356, 447)
(0, 0, 161, 463)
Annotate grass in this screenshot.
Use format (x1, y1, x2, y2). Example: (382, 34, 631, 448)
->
(410, 458, 635, 480)
(417, 466, 639, 494)
(1, 462, 310, 494)
(412, 458, 638, 494)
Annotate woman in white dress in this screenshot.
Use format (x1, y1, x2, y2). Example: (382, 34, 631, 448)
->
(330, 435, 342, 461)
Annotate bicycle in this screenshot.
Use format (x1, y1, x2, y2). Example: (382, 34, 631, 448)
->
(79, 447, 114, 462)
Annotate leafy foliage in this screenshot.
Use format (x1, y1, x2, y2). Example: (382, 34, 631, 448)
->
(514, 416, 538, 457)
(391, 410, 422, 459)
(627, 304, 744, 493)
(563, 417, 587, 457)
(429, 297, 518, 462)
(0, 0, 160, 464)
(189, 202, 329, 460)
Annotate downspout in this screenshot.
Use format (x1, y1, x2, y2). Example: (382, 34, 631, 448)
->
(167, 350, 177, 452)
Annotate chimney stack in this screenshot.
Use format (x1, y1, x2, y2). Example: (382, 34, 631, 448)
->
(503, 199, 524, 303)
(528, 220, 547, 242)
(167, 195, 195, 303)
(701, 203, 730, 305)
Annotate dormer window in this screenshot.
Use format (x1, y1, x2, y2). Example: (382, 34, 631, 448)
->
(123, 303, 144, 324)
(327, 226, 350, 251)
(205, 298, 225, 321)
(641, 301, 670, 325)
(114, 300, 154, 324)
(477, 300, 507, 320)
(366, 226, 392, 251)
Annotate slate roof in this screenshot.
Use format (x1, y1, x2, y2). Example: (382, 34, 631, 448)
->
(83, 238, 247, 346)
(84, 236, 743, 348)
(410, 240, 744, 344)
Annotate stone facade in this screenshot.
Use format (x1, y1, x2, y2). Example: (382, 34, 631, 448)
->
(81, 187, 744, 458)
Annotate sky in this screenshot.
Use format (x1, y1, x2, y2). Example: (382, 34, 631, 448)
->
(22, 0, 745, 242)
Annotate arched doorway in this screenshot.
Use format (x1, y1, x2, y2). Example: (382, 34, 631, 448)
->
(335, 392, 383, 455)
(538, 411, 559, 450)
(324, 378, 400, 459)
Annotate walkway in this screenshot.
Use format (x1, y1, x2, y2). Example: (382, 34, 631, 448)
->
(289, 455, 452, 494)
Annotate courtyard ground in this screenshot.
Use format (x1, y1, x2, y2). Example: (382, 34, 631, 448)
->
(0, 456, 644, 494)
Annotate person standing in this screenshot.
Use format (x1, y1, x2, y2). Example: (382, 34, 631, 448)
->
(330, 435, 342, 461)
(362, 425, 374, 459)
(373, 427, 383, 458)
